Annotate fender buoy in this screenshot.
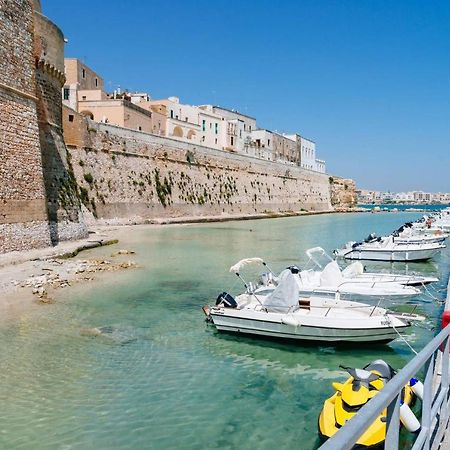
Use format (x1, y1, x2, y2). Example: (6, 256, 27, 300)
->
(400, 401, 420, 432)
(281, 316, 300, 327)
(410, 378, 424, 400)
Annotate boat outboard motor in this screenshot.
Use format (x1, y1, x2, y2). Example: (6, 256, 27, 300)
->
(216, 292, 237, 308)
(287, 265, 300, 274)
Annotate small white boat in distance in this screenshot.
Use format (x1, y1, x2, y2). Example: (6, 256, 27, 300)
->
(335, 236, 445, 262)
(392, 224, 448, 245)
(203, 266, 424, 345)
(301, 247, 437, 298)
(413, 211, 450, 233)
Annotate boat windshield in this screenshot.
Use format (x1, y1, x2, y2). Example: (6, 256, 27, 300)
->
(305, 247, 334, 270)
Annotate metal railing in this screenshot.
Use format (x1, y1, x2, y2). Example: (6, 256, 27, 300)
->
(318, 279, 450, 450)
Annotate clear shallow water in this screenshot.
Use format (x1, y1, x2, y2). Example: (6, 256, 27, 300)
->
(1, 212, 449, 450)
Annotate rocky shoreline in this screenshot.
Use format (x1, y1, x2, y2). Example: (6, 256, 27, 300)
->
(16, 256, 138, 304)
(0, 228, 140, 313)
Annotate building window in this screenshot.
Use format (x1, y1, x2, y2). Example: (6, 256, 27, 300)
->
(82, 95, 86, 100)
(170, 110, 174, 118)
(215, 138, 218, 144)
(244, 124, 246, 131)
(68, 114, 74, 122)
(231, 136, 234, 145)
(138, 126, 142, 131)
(202, 119, 206, 131)
(210, 122, 212, 129)
(249, 125, 252, 131)
(240, 130, 242, 138)
(202, 136, 205, 142)
(215, 123, 218, 134)
(268, 139, 270, 146)
(185, 117, 188, 122)
(82, 68, 86, 79)
(95, 78, 98, 87)
(63, 88, 70, 100)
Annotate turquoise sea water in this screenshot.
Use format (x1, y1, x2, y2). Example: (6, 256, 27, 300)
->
(1, 212, 449, 450)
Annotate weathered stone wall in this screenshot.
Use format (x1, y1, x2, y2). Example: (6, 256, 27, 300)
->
(63, 109, 332, 223)
(330, 176, 357, 209)
(0, 0, 87, 254)
(0, 0, 48, 252)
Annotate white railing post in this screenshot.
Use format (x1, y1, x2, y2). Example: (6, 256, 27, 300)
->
(422, 353, 436, 450)
(442, 337, 450, 421)
(385, 392, 402, 448)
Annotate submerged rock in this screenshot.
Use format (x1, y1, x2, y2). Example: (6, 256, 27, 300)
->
(79, 326, 138, 345)
(111, 249, 136, 257)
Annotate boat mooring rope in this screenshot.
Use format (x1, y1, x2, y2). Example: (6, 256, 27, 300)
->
(387, 314, 418, 355)
(421, 282, 444, 303)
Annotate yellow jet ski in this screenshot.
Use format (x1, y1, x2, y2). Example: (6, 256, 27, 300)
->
(318, 359, 421, 449)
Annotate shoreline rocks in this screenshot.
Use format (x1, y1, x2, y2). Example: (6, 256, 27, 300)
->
(11, 256, 139, 304)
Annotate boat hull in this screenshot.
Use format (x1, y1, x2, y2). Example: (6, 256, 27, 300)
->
(394, 236, 446, 245)
(209, 310, 409, 344)
(341, 247, 442, 261)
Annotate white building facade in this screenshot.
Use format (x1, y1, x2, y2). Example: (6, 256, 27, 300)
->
(200, 106, 257, 156)
(251, 129, 274, 160)
(300, 136, 316, 170)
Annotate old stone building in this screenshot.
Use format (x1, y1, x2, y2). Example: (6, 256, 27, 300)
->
(0, 0, 86, 253)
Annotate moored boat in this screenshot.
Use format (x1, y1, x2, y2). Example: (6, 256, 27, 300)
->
(203, 266, 424, 345)
(335, 236, 445, 262)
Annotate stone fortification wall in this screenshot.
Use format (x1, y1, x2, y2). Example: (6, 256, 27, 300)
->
(64, 110, 332, 223)
(330, 177, 357, 209)
(0, 0, 49, 252)
(33, 8, 87, 243)
(0, 0, 86, 254)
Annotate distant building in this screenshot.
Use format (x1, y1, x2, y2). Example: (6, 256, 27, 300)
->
(273, 133, 297, 164)
(63, 58, 106, 111)
(199, 106, 256, 155)
(300, 136, 316, 170)
(128, 92, 151, 104)
(61, 61, 328, 171)
(315, 159, 326, 173)
(251, 129, 274, 160)
(282, 133, 301, 165)
(62, 58, 160, 133)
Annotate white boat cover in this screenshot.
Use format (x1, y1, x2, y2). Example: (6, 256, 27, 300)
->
(229, 257, 264, 273)
(320, 261, 343, 287)
(263, 269, 299, 312)
(342, 261, 365, 277)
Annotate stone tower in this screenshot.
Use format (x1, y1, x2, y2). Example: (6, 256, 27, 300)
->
(0, 0, 87, 253)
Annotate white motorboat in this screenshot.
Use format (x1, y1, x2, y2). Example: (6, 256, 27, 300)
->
(335, 236, 445, 261)
(413, 211, 450, 233)
(392, 225, 447, 245)
(203, 267, 423, 344)
(298, 247, 438, 299)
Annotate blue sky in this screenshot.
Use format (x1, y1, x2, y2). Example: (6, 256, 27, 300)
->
(44, 0, 450, 192)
